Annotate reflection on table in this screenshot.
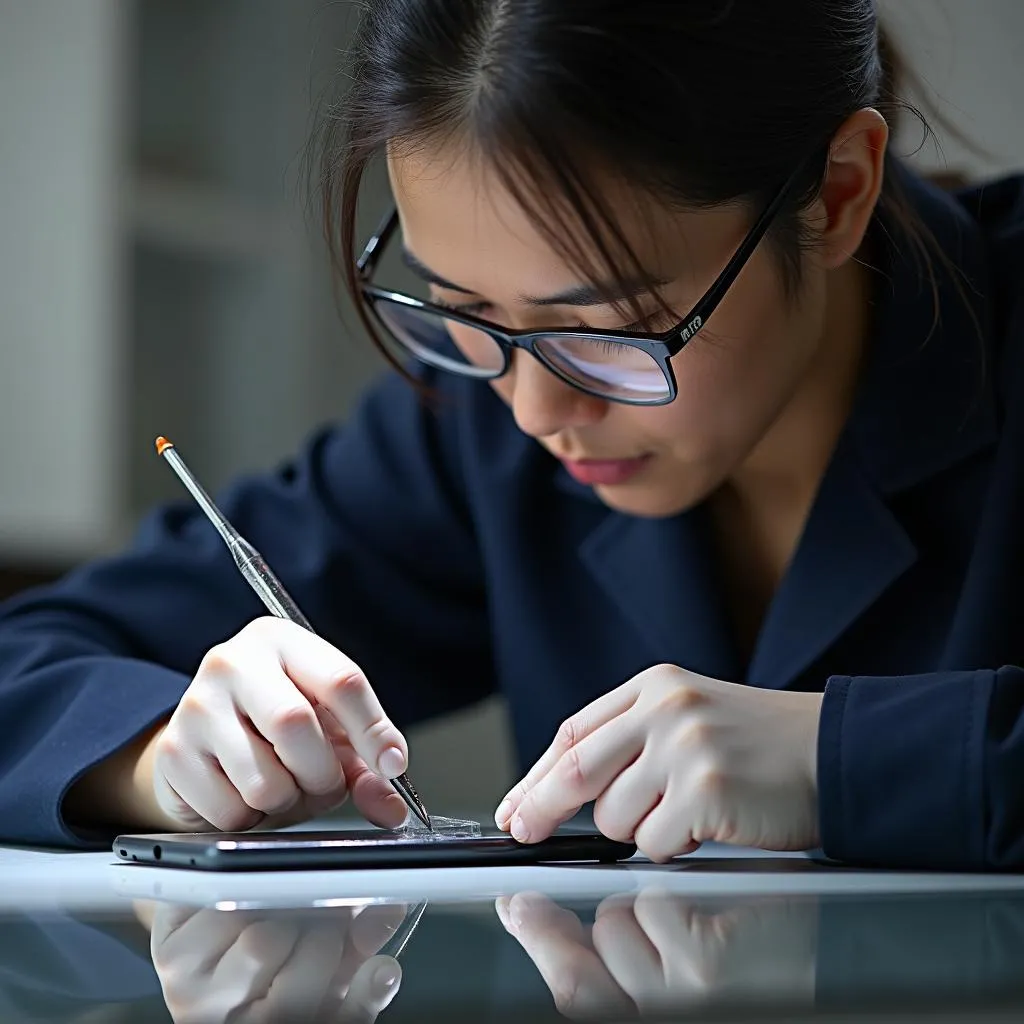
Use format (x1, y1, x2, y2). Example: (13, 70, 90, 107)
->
(3, 885, 1024, 1022)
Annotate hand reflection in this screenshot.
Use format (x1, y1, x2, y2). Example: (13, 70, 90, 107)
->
(143, 901, 407, 1024)
(496, 889, 818, 1019)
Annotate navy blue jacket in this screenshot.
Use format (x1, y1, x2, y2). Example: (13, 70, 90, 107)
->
(2, 167, 1024, 869)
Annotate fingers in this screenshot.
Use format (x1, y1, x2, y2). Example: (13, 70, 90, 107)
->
(212, 716, 304, 817)
(632, 786, 702, 864)
(151, 907, 278, 1007)
(251, 619, 408, 779)
(336, 956, 402, 1023)
(160, 617, 414, 833)
(496, 679, 643, 828)
(348, 903, 410, 958)
(592, 753, 663, 843)
(591, 898, 664, 1008)
(206, 918, 299, 1016)
(156, 744, 263, 833)
(335, 739, 409, 829)
(244, 918, 354, 1024)
(506, 713, 645, 844)
(236, 671, 346, 797)
(495, 892, 634, 1021)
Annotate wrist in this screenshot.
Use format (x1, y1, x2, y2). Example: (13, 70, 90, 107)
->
(802, 690, 824, 784)
(63, 719, 176, 832)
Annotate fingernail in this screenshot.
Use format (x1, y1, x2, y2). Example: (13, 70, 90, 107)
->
(377, 747, 406, 778)
(495, 799, 512, 826)
(372, 961, 401, 999)
(511, 815, 530, 843)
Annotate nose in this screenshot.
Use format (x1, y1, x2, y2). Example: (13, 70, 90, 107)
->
(508, 352, 608, 439)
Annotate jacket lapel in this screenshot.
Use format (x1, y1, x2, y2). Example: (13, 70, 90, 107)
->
(570, 486, 741, 682)
(745, 439, 917, 687)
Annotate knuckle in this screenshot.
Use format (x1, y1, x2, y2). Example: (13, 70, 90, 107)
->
(693, 763, 729, 796)
(153, 730, 191, 770)
(560, 745, 588, 790)
(640, 662, 686, 686)
(661, 683, 708, 714)
(555, 717, 579, 752)
(196, 644, 236, 679)
(361, 716, 396, 747)
(265, 701, 318, 738)
(676, 719, 717, 751)
(324, 666, 370, 702)
(175, 690, 209, 723)
(245, 777, 296, 815)
(240, 615, 281, 638)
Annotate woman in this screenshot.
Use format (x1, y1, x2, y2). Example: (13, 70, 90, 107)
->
(1, 0, 1022, 869)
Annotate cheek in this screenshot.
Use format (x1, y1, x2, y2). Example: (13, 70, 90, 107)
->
(489, 370, 515, 406)
(665, 264, 825, 442)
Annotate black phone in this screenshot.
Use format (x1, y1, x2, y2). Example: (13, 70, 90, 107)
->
(113, 826, 636, 872)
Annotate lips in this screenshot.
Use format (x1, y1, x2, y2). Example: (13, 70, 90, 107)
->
(559, 455, 651, 486)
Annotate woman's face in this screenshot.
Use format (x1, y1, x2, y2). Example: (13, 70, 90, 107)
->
(387, 147, 837, 518)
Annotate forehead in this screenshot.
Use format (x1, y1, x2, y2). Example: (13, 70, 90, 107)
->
(385, 145, 721, 299)
(387, 147, 569, 284)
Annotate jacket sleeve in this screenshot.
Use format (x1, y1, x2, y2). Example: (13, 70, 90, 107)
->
(0, 371, 492, 847)
(817, 666, 1024, 869)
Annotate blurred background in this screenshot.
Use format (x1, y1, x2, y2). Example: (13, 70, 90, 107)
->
(0, 0, 1022, 815)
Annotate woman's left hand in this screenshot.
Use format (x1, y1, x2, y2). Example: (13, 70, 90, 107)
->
(494, 664, 824, 862)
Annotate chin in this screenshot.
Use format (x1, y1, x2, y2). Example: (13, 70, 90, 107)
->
(592, 483, 699, 519)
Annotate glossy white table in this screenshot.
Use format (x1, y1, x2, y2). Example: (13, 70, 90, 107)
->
(5, 825, 1024, 913)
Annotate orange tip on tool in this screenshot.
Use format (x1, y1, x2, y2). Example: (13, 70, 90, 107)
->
(155, 436, 174, 456)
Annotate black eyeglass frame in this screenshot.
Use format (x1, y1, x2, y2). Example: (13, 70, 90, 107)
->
(355, 165, 807, 406)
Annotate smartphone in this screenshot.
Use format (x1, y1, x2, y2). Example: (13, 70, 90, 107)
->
(113, 826, 637, 872)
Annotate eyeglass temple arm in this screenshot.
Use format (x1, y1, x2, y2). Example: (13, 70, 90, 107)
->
(679, 165, 811, 339)
(356, 208, 400, 278)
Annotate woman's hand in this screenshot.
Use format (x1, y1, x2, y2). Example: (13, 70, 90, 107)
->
(147, 901, 405, 1024)
(496, 890, 818, 1019)
(142, 617, 410, 832)
(495, 664, 823, 861)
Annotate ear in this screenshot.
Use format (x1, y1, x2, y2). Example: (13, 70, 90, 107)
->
(813, 108, 889, 270)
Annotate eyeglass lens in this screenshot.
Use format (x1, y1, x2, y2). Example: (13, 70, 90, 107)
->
(372, 298, 671, 403)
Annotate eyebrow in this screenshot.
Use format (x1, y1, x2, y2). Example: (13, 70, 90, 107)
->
(401, 249, 474, 294)
(401, 248, 668, 307)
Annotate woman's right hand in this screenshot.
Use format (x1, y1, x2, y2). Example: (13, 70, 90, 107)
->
(142, 616, 411, 832)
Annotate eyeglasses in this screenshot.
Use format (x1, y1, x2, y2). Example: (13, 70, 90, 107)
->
(355, 167, 805, 406)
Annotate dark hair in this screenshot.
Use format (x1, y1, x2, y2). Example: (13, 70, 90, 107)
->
(316, 1, 952, 373)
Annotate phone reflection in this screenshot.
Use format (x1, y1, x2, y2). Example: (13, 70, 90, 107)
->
(496, 888, 1024, 1020)
(137, 898, 424, 1024)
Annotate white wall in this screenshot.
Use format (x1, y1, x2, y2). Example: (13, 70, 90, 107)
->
(879, 0, 1024, 174)
(0, 0, 126, 560)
